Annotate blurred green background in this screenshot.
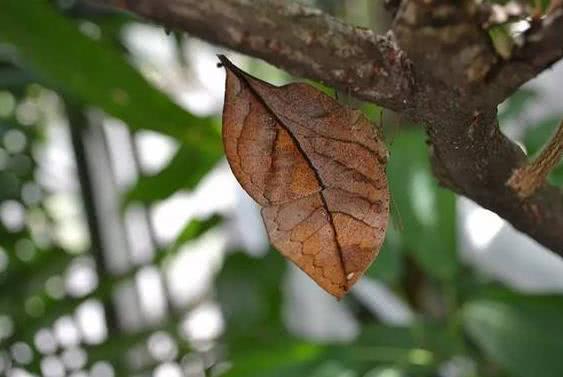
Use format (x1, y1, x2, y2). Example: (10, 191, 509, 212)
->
(0, 1, 562, 377)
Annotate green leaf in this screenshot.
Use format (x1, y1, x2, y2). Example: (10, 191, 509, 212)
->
(524, 117, 562, 155)
(488, 25, 515, 60)
(499, 89, 537, 124)
(356, 323, 453, 365)
(223, 322, 446, 377)
(0, 66, 37, 93)
(386, 129, 458, 280)
(464, 294, 563, 377)
(308, 361, 358, 377)
(158, 214, 223, 262)
(126, 142, 220, 204)
(0, 246, 72, 299)
(356, 325, 417, 349)
(364, 367, 406, 377)
(223, 341, 324, 377)
(367, 218, 403, 283)
(0, 0, 222, 180)
(172, 214, 222, 249)
(218, 251, 286, 339)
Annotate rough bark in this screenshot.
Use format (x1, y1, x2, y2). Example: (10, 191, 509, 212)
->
(89, 0, 563, 253)
(93, 0, 414, 112)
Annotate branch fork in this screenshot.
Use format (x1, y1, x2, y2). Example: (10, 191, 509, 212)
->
(88, 0, 563, 253)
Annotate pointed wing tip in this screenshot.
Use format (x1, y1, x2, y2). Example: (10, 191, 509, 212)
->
(217, 54, 229, 68)
(217, 55, 249, 81)
(323, 282, 351, 300)
(324, 273, 365, 299)
(330, 288, 348, 301)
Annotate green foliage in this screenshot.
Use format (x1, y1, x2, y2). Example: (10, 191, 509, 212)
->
(168, 214, 223, 253)
(0, 1, 217, 144)
(126, 142, 221, 204)
(499, 89, 537, 124)
(224, 341, 324, 377)
(0, 0, 222, 197)
(488, 25, 515, 59)
(464, 293, 563, 377)
(385, 129, 458, 281)
(217, 251, 286, 337)
(367, 223, 403, 283)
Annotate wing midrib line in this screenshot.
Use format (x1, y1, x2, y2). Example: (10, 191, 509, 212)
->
(219, 55, 349, 289)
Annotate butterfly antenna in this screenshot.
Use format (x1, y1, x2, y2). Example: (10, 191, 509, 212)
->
(390, 194, 404, 232)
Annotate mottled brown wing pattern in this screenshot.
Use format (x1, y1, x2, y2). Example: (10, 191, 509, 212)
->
(220, 55, 389, 298)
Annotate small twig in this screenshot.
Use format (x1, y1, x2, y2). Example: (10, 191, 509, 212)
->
(508, 120, 563, 198)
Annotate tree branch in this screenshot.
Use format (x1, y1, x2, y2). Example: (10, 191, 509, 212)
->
(486, 7, 563, 105)
(427, 110, 563, 253)
(391, 1, 563, 252)
(91, 0, 414, 112)
(88, 0, 563, 253)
